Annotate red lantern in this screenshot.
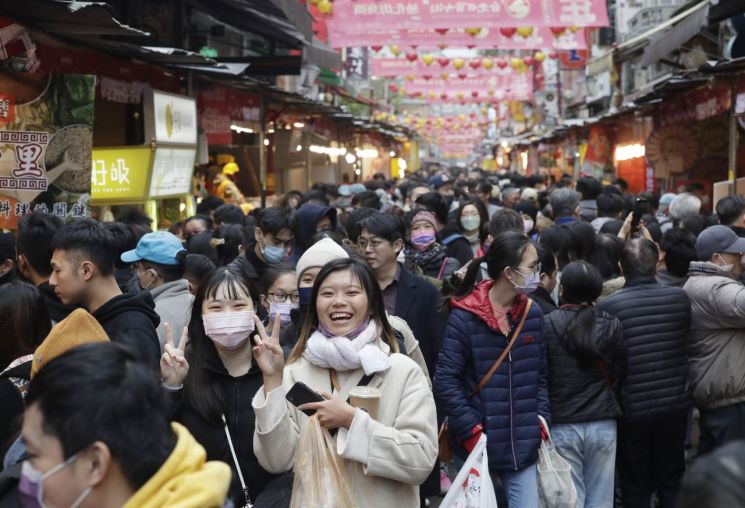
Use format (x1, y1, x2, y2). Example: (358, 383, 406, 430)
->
(371, 45, 383, 52)
(548, 51, 559, 59)
(440, 92, 448, 100)
(423, 74, 433, 81)
(472, 91, 479, 98)
(458, 72, 468, 80)
(388, 83, 398, 93)
(435, 28, 449, 35)
(550, 27, 566, 37)
(500, 27, 517, 38)
(406, 52, 418, 62)
(438, 57, 450, 67)
(523, 56, 534, 66)
(496, 59, 508, 69)
(469, 59, 482, 70)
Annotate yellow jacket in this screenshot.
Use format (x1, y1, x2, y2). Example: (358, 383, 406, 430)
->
(123, 423, 231, 508)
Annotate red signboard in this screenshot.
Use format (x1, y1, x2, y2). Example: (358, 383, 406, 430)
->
(197, 84, 261, 145)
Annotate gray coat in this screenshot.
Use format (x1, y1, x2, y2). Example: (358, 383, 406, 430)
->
(151, 279, 193, 350)
(684, 263, 745, 410)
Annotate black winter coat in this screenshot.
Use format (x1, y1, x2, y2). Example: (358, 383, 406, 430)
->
(171, 342, 280, 505)
(598, 276, 691, 421)
(544, 306, 626, 424)
(92, 291, 161, 368)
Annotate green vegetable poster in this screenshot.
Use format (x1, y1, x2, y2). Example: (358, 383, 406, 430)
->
(0, 73, 95, 228)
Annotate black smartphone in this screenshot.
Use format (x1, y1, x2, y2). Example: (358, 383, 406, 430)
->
(285, 381, 324, 415)
(631, 197, 647, 236)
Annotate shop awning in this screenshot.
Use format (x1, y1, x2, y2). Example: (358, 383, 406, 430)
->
(184, 0, 311, 48)
(0, 0, 148, 37)
(303, 38, 341, 70)
(640, 3, 710, 67)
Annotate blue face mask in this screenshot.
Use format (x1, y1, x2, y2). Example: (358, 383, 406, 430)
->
(298, 287, 314, 306)
(263, 243, 287, 264)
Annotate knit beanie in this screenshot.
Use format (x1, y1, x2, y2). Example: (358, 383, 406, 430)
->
(411, 210, 438, 230)
(296, 238, 349, 283)
(31, 308, 110, 379)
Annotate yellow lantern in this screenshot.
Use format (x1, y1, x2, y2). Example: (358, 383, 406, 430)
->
(482, 58, 494, 70)
(421, 54, 435, 66)
(317, 0, 333, 15)
(516, 26, 534, 38)
(453, 58, 465, 70)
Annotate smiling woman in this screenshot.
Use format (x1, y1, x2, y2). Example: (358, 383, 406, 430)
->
(251, 258, 438, 508)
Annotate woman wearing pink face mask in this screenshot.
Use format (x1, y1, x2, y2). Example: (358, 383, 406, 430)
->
(403, 209, 461, 280)
(159, 266, 280, 508)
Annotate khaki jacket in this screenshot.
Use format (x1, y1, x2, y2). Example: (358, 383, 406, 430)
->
(253, 342, 438, 508)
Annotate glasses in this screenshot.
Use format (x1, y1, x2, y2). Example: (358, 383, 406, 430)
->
(268, 292, 300, 303)
(511, 262, 542, 277)
(357, 238, 386, 250)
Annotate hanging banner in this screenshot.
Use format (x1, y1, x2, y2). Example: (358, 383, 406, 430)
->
(0, 73, 94, 228)
(329, 0, 609, 31)
(404, 74, 533, 101)
(329, 26, 587, 50)
(371, 57, 523, 78)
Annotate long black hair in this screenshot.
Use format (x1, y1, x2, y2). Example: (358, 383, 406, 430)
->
(556, 261, 605, 368)
(450, 230, 532, 300)
(0, 280, 51, 369)
(185, 266, 263, 423)
(289, 258, 397, 362)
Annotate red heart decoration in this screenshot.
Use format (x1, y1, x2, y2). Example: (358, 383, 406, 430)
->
(549, 51, 559, 59)
(388, 84, 398, 93)
(458, 72, 468, 79)
(467, 45, 476, 49)
(497, 59, 508, 69)
(435, 28, 449, 35)
(500, 27, 517, 38)
(550, 27, 566, 37)
(469, 60, 481, 69)
(472, 91, 479, 98)
(371, 45, 383, 52)
(440, 92, 448, 100)
(523, 56, 534, 65)
(423, 74, 432, 81)
(406, 52, 418, 62)
(438, 57, 450, 67)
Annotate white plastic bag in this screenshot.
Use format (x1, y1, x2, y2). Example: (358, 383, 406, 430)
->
(537, 416, 577, 508)
(440, 434, 498, 508)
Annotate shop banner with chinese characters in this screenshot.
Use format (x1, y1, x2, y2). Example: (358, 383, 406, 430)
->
(0, 73, 94, 228)
(329, 0, 609, 31)
(91, 146, 152, 204)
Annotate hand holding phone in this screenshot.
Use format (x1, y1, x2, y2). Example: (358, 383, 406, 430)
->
(286, 381, 324, 416)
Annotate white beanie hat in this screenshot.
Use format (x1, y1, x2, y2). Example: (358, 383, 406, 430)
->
(296, 238, 349, 283)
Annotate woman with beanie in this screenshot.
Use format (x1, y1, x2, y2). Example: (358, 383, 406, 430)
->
(434, 230, 549, 507)
(544, 261, 626, 507)
(404, 209, 460, 280)
(252, 258, 438, 507)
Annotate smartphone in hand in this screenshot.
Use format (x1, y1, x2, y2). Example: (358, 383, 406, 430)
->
(286, 381, 324, 416)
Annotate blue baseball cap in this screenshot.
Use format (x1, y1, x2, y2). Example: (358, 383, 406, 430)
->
(121, 231, 185, 266)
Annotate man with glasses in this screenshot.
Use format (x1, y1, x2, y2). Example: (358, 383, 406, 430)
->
(358, 213, 446, 379)
(230, 207, 295, 292)
(684, 225, 745, 454)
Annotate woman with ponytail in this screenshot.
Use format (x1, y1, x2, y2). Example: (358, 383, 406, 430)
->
(434, 230, 550, 507)
(544, 261, 626, 507)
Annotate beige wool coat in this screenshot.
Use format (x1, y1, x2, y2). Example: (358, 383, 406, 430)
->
(252, 340, 438, 508)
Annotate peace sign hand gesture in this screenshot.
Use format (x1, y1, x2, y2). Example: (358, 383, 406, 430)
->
(252, 314, 285, 392)
(161, 323, 189, 388)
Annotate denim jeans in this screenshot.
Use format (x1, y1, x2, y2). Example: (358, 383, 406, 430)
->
(551, 419, 617, 508)
(490, 464, 538, 508)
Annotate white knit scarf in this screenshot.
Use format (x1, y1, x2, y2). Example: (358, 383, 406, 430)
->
(303, 320, 391, 375)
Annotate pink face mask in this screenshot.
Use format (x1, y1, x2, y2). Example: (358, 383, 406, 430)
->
(202, 310, 255, 350)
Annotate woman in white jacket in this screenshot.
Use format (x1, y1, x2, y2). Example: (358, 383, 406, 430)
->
(251, 257, 438, 507)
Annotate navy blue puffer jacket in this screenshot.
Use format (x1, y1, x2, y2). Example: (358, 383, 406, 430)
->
(434, 281, 550, 472)
(598, 276, 691, 420)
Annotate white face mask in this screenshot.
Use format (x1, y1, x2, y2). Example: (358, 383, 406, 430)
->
(203, 310, 255, 350)
(715, 254, 735, 273)
(268, 302, 298, 324)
